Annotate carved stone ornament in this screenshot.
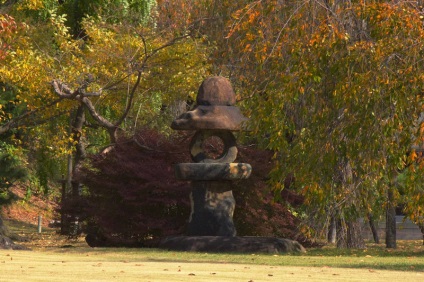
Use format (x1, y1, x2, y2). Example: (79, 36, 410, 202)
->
(171, 76, 248, 131)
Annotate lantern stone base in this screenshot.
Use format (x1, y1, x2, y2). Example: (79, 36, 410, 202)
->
(188, 181, 236, 236)
(159, 236, 306, 254)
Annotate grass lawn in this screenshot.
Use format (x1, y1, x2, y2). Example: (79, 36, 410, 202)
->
(1, 246, 423, 282)
(1, 219, 424, 281)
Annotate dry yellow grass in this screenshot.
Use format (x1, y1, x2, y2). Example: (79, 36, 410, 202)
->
(1, 249, 423, 282)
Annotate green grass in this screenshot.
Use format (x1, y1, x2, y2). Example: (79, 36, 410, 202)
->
(34, 240, 422, 272)
(1, 245, 423, 282)
(3, 250, 422, 282)
(3, 218, 424, 272)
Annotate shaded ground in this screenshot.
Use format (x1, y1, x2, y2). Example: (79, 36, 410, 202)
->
(1, 185, 87, 249)
(1, 186, 58, 229)
(4, 218, 87, 249)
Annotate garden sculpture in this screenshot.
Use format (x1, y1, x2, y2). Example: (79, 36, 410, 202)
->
(171, 76, 251, 236)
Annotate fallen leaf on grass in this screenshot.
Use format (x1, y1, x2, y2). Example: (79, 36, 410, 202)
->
(368, 269, 376, 273)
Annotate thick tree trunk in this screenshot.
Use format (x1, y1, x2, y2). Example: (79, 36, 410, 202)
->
(368, 213, 380, 244)
(333, 159, 365, 248)
(336, 217, 365, 249)
(385, 188, 397, 248)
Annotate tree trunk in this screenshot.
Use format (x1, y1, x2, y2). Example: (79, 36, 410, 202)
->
(61, 113, 73, 235)
(0, 215, 9, 237)
(70, 105, 86, 236)
(327, 214, 337, 244)
(60, 174, 68, 235)
(336, 218, 346, 248)
(336, 217, 365, 249)
(385, 187, 397, 248)
(368, 213, 380, 244)
(61, 105, 86, 236)
(334, 159, 365, 248)
(417, 222, 424, 246)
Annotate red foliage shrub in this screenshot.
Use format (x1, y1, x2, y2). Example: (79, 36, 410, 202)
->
(76, 128, 309, 247)
(77, 129, 192, 246)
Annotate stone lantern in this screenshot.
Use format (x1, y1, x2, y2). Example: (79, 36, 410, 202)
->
(171, 76, 251, 236)
(160, 76, 305, 253)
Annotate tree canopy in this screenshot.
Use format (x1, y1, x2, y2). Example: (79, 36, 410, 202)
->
(212, 0, 424, 243)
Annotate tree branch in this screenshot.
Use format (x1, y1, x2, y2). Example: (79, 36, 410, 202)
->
(0, 96, 64, 135)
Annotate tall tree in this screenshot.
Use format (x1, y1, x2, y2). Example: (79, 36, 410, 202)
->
(197, 0, 424, 247)
(1, 0, 210, 234)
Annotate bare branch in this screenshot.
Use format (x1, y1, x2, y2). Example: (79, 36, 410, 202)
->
(51, 80, 79, 99)
(114, 71, 146, 127)
(79, 97, 114, 130)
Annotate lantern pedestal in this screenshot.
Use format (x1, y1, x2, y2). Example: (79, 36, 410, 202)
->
(175, 162, 252, 236)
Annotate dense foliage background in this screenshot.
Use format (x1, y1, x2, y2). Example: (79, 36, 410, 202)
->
(1, 0, 424, 248)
